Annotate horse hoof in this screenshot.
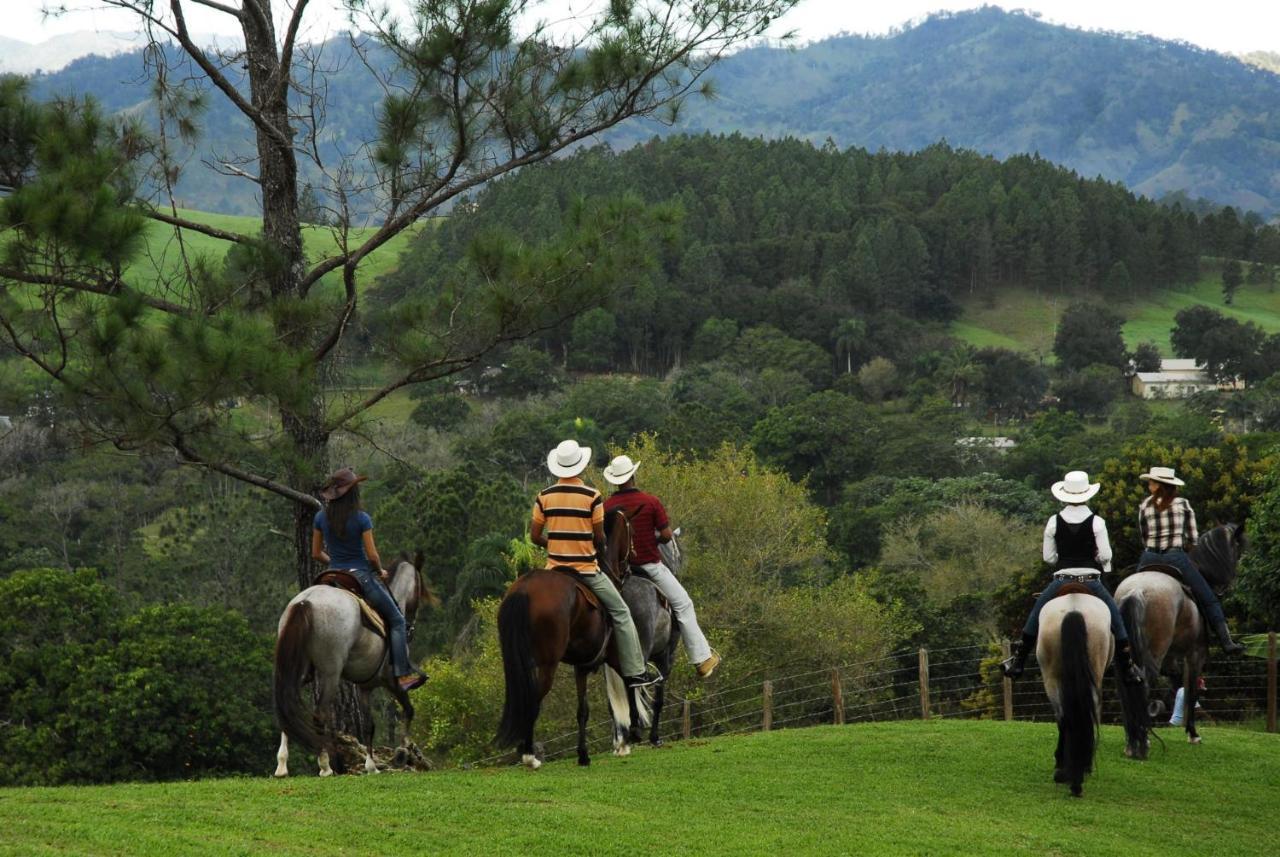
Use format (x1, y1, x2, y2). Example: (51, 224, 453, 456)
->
(1188, 735, 1202, 745)
(1069, 788, 1083, 798)
(319, 769, 333, 778)
(1053, 768, 1069, 783)
(578, 757, 590, 767)
(650, 738, 663, 748)
(521, 754, 542, 770)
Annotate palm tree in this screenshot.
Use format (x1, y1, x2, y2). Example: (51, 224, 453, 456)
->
(939, 346, 982, 408)
(831, 317, 866, 374)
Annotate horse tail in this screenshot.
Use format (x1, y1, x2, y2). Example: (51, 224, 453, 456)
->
(1121, 594, 1157, 684)
(496, 589, 540, 748)
(1057, 610, 1099, 795)
(273, 600, 323, 754)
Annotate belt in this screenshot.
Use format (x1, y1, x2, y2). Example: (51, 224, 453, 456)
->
(1053, 571, 1100, 582)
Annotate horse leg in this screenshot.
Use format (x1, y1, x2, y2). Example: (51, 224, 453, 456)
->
(522, 663, 555, 770)
(390, 685, 415, 767)
(315, 673, 340, 777)
(359, 689, 378, 774)
(575, 667, 591, 767)
(649, 650, 672, 747)
(1185, 662, 1202, 745)
(274, 732, 290, 778)
(1053, 724, 1068, 783)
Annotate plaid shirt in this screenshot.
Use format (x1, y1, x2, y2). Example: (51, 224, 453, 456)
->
(1139, 496, 1198, 552)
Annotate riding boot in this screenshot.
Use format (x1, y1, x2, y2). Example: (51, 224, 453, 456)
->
(1000, 633, 1035, 679)
(1211, 617, 1246, 655)
(1114, 641, 1144, 686)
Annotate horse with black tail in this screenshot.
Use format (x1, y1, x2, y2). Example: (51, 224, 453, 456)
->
(1115, 523, 1245, 758)
(496, 509, 652, 768)
(1037, 587, 1113, 797)
(273, 553, 429, 777)
(602, 511, 677, 756)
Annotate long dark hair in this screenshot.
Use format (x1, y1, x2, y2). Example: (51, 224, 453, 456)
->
(1152, 481, 1178, 512)
(326, 484, 362, 539)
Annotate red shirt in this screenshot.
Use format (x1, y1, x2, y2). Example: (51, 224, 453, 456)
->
(604, 488, 670, 565)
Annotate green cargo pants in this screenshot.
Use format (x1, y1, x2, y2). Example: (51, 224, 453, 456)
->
(580, 571, 646, 677)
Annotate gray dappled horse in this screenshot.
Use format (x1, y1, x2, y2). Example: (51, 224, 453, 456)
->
(273, 554, 427, 777)
(1115, 523, 1244, 758)
(1037, 589, 1114, 797)
(602, 511, 678, 756)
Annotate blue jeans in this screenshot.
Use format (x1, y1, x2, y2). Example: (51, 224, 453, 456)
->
(1139, 548, 1226, 625)
(1023, 577, 1128, 642)
(350, 567, 412, 677)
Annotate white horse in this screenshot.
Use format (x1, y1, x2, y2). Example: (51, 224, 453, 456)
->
(272, 555, 427, 777)
(1037, 591, 1113, 797)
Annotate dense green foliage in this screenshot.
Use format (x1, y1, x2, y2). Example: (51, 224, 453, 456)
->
(0, 568, 274, 786)
(3, 724, 1278, 855)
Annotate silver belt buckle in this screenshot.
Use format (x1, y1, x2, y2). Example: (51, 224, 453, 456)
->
(1054, 571, 1099, 582)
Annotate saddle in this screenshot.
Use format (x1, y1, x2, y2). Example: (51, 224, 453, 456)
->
(1052, 582, 1096, 598)
(549, 566, 603, 611)
(313, 570, 387, 638)
(1139, 563, 1196, 599)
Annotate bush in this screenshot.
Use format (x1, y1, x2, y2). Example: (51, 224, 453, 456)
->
(0, 569, 275, 785)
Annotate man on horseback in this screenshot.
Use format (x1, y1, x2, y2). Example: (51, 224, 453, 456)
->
(603, 454, 721, 679)
(530, 440, 662, 689)
(311, 467, 426, 693)
(1136, 467, 1244, 655)
(1002, 471, 1143, 685)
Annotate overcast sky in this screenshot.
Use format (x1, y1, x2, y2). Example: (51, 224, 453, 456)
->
(11, 1, 1280, 54)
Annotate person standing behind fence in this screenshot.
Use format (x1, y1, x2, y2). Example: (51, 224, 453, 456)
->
(603, 454, 721, 679)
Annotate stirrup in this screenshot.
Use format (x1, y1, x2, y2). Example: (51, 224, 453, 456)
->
(1000, 656, 1024, 679)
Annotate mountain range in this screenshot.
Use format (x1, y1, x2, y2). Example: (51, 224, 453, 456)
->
(20, 7, 1280, 216)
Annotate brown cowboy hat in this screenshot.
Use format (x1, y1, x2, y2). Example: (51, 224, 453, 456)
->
(319, 467, 367, 501)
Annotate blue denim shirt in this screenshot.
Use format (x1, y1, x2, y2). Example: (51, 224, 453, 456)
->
(314, 509, 373, 572)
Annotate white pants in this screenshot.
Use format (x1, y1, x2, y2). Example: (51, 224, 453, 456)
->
(638, 561, 712, 665)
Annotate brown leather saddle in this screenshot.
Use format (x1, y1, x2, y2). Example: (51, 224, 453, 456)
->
(313, 570, 388, 638)
(549, 566, 603, 611)
(1052, 581, 1096, 598)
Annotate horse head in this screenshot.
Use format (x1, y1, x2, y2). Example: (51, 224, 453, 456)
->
(1190, 523, 1244, 593)
(390, 552, 437, 641)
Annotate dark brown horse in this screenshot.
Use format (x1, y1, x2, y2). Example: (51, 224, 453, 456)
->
(496, 509, 648, 768)
(1115, 523, 1244, 758)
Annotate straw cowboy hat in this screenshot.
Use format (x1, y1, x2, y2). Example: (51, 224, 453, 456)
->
(547, 439, 592, 478)
(319, 467, 367, 501)
(1051, 470, 1100, 504)
(603, 455, 640, 485)
(1139, 466, 1185, 487)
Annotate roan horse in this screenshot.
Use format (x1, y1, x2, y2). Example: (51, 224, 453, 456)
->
(1036, 588, 1114, 797)
(273, 554, 428, 777)
(496, 509, 652, 768)
(602, 511, 677, 757)
(1115, 523, 1244, 758)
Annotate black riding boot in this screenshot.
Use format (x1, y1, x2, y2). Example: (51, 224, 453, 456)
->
(1001, 633, 1035, 679)
(1114, 641, 1144, 686)
(1212, 618, 1246, 655)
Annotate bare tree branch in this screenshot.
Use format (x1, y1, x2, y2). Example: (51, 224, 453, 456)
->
(0, 267, 191, 315)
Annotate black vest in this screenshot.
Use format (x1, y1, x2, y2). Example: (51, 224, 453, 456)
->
(1054, 512, 1102, 571)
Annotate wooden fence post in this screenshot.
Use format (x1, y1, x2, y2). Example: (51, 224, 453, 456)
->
(1268, 631, 1277, 735)
(682, 699, 691, 740)
(762, 680, 773, 731)
(918, 647, 930, 720)
(1002, 639, 1014, 722)
(832, 667, 845, 725)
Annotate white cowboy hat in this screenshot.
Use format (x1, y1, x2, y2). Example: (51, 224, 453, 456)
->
(547, 439, 592, 478)
(603, 455, 640, 485)
(1051, 471, 1100, 504)
(1139, 466, 1185, 487)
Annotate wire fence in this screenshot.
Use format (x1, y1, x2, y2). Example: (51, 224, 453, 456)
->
(473, 630, 1279, 767)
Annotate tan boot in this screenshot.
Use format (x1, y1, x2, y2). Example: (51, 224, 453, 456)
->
(695, 651, 721, 679)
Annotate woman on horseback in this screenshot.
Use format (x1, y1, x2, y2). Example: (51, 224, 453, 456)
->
(1002, 471, 1143, 684)
(311, 467, 426, 692)
(1136, 467, 1244, 655)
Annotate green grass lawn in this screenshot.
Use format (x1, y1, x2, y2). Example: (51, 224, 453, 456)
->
(954, 264, 1280, 356)
(3, 721, 1276, 856)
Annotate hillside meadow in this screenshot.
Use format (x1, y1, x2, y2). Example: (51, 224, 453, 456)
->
(953, 263, 1280, 357)
(2, 722, 1276, 856)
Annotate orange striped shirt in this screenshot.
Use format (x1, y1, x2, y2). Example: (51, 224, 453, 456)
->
(532, 477, 604, 574)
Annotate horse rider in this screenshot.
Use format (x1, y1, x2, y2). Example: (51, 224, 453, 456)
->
(530, 440, 663, 689)
(311, 467, 426, 692)
(603, 454, 722, 679)
(1136, 466, 1244, 655)
(1002, 471, 1143, 685)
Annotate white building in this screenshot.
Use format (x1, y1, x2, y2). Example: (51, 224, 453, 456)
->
(1130, 358, 1242, 399)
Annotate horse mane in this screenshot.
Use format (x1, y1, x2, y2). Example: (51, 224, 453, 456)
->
(1190, 524, 1242, 591)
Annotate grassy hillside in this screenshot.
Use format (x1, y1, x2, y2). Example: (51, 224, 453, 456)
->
(3, 722, 1276, 856)
(954, 266, 1280, 357)
(127, 209, 420, 299)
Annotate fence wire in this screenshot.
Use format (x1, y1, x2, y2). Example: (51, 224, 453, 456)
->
(474, 633, 1277, 768)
